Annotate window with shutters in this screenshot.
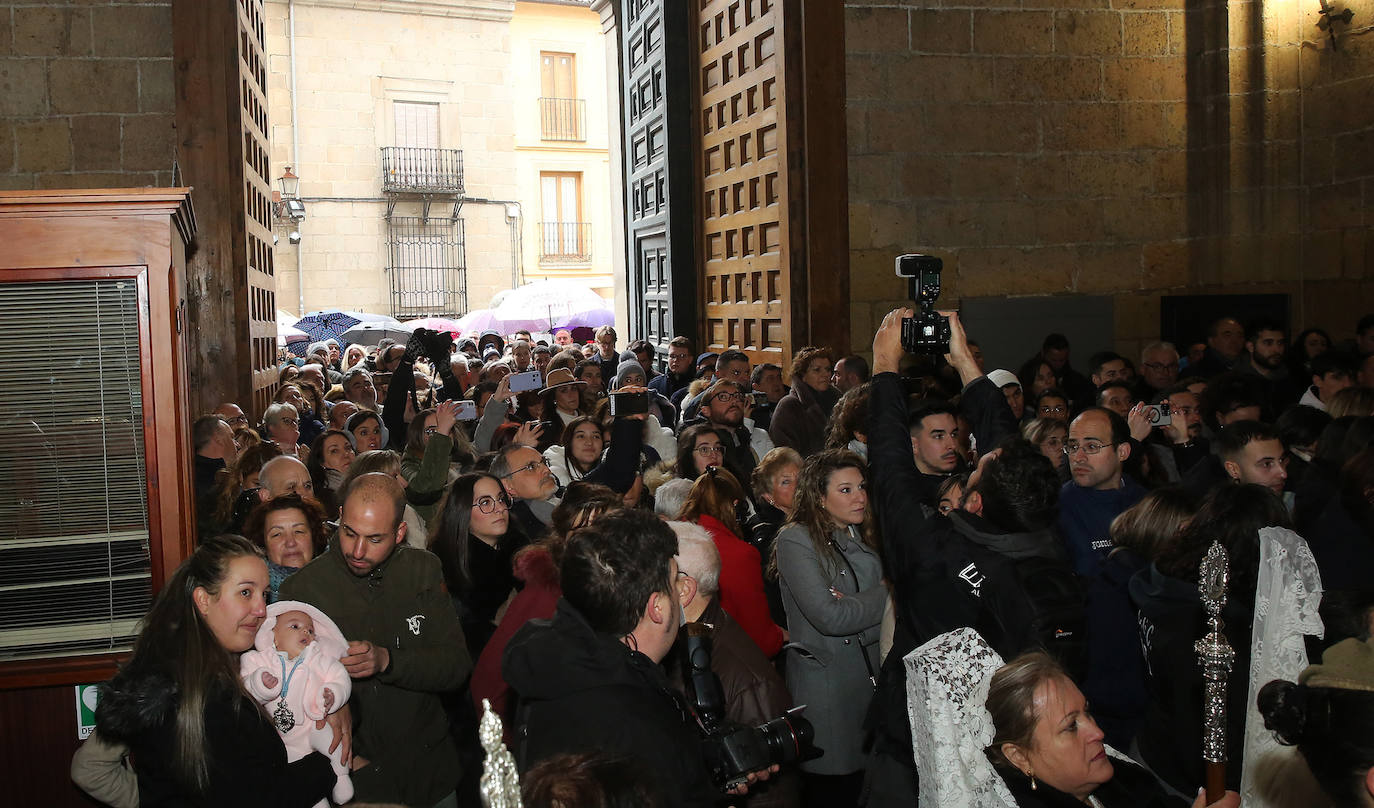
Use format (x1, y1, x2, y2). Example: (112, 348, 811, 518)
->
(539, 172, 590, 262)
(394, 101, 440, 149)
(539, 52, 585, 141)
(0, 279, 151, 662)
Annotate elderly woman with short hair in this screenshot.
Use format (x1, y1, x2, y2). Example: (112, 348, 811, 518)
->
(261, 402, 307, 462)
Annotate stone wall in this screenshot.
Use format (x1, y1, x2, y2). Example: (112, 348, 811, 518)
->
(0, 1, 175, 189)
(845, 0, 1374, 360)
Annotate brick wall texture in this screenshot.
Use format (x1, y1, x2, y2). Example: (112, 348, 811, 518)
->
(0, 1, 176, 190)
(845, 0, 1374, 357)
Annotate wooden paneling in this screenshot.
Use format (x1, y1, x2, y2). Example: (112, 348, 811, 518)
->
(0, 684, 102, 808)
(694, 0, 791, 368)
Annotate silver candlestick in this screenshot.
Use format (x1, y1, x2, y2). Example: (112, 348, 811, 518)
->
(1194, 540, 1234, 802)
(479, 698, 523, 808)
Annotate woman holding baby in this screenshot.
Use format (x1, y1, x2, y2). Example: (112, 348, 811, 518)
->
(94, 535, 343, 807)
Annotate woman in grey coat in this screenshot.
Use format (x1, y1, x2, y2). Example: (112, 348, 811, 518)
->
(775, 448, 886, 807)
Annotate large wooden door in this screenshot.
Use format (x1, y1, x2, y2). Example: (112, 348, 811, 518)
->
(694, 0, 791, 367)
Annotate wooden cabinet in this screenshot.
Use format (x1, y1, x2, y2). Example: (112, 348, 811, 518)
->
(0, 188, 197, 807)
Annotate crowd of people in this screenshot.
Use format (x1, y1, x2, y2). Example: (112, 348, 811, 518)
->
(73, 310, 1374, 808)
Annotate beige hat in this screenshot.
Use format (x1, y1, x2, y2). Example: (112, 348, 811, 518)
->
(539, 367, 586, 394)
(987, 369, 1020, 389)
(1299, 637, 1374, 692)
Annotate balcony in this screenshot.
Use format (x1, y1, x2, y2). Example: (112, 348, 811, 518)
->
(381, 147, 464, 195)
(539, 222, 592, 263)
(538, 97, 586, 142)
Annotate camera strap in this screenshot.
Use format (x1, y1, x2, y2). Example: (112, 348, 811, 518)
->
(830, 534, 879, 690)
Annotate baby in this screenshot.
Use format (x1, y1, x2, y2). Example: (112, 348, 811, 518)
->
(240, 600, 353, 807)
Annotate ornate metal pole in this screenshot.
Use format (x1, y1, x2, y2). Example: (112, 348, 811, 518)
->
(479, 698, 523, 808)
(1194, 540, 1235, 803)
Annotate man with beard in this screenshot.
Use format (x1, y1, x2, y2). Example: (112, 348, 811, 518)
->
(696, 379, 774, 481)
(1142, 385, 1210, 483)
(1236, 318, 1301, 416)
(908, 402, 964, 506)
(1057, 407, 1146, 576)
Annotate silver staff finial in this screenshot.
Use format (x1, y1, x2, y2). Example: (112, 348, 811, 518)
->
(1195, 540, 1236, 799)
(479, 698, 522, 808)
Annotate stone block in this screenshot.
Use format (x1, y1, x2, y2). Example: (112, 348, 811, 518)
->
(1101, 195, 1186, 241)
(846, 8, 911, 54)
(0, 58, 49, 116)
(1024, 0, 1110, 9)
(850, 153, 901, 201)
(849, 203, 873, 249)
(1110, 0, 1185, 10)
(1041, 102, 1120, 150)
(139, 59, 174, 113)
(850, 249, 908, 300)
(71, 114, 122, 170)
(1102, 57, 1186, 101)
(1151, 150, 1187, 193)
(92, 6, 173, 58)
(866, 202, 922, 249)
(865, 105, 923, 153)
(948, 154, 1021, 199)
(15, 119, 73, 172)
(1073, 244, 1143, 293)
(1067, 152, 1155, 195)
(50, 58, 139, 113)
(925, 103, 1040, 153)
(1019, 153, 1080, 197)
(121, 113, 175, 172)
(956, 246, 1074, 296)
(887, 54, 998, 103)
(995, 56, 1103, 101)
(1308, 180, 1363, 230)
(13, 7, 92, 57)
(1141, 240, 1190, 288)
(1035, 198, 1107, 244)
(1120, 101, 1185, 148)
(1055, 11, 1123, 55)
(911, 10, 972, 54)
(899, 153, 954, 198)
(0, 123, 12, 172)
(1123, 11, 1169, 55)
(847, 55, 886, 100)
(0, 174, 37, 191)
(973, 11, 1054, 55)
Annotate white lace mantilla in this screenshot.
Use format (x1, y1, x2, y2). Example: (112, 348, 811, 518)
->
(1241, 527, 1324, 808)
(906, 627, 1017, 808)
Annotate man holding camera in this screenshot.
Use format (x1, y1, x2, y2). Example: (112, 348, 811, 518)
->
(691, 379, 775, 482)
(504, 509, 774, 808)
(864, 307, 1076, 806)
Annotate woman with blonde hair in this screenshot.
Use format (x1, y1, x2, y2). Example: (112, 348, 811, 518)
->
(775, 448, 884, 805)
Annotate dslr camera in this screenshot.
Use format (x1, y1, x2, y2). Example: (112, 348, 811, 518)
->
(896, 254, 950, 354)
(681, 623, 818, 791)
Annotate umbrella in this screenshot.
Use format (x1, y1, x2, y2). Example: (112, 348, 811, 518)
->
(489, 280, 612, 333)
(339, 321, 413, 346)
(552, 307, 615, 331)
(402, 317, 463, 335)
(454, 309, 501, 335)
(277, 324, 310, 346)
(292, 310, 361, 343)
(349, 311, 406, 329)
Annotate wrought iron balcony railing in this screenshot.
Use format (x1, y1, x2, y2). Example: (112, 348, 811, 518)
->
(538, 97, 586, 142)
(539, 221, 592, 262)
(381, 147, 465, 194)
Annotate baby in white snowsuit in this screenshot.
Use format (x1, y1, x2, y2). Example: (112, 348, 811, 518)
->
(240, 600, 353, 807)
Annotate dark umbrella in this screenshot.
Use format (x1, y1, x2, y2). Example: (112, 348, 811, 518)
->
(292, 311, 363, 343)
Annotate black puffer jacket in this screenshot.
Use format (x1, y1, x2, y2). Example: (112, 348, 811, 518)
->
(504, 599, 720, 808)
(95, 667, 333, 808)
(996, 756, 1184, 807)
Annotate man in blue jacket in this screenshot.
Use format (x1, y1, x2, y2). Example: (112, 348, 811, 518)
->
(1057, 406, 1146, 576)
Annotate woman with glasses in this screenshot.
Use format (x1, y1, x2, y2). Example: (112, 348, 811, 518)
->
(304, 429, 354, 519)
(675, 423, 728, 480)
(401, 401, 479, 527)
(469, 482, 623, 725)
(1023, 417, 1070, 478)
(428, 473, 530, 658)
(275, 382, 325, 447)
(1034, 388, 1072, 425)
(262, 402, 308, 463)
(774, 448, 885, 806)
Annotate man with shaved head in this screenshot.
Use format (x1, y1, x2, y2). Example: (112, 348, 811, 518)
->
(281, 473, 471, 807)
(257, 455, 316, 503)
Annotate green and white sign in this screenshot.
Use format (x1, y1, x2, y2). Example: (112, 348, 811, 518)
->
(75, 684, 99, 740)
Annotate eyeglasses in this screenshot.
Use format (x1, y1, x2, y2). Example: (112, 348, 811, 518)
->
(226, 415, 249, 426)
(424, 426, 441, 436)
(473, 493, 512, 514)
(279, 417, 300, 427)
(1063, 441, 1117, 456)
(503, 457, 552, 478)
(710, 393, 746, 404)
(1039, 404, 1067, 414)
(1142, 362, 1180, 372)
(695, 445, 725, 456)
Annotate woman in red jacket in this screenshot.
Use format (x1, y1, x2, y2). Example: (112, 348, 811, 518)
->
(678, 466, 787, 657)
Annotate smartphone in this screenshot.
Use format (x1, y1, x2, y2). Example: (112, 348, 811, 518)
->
(752, 391, 769, 407)
(453, 400, 477, 421)
(609, 390, 649, 417)
(1144, 403, 1172, 426)
(508, 369, 543, 393)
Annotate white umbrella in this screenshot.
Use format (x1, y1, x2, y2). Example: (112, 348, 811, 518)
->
(339, 321, 413, 347)
(489, 280, 612, 333)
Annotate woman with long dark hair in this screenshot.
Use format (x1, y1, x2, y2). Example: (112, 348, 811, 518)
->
(305, 429, 354, 519)
(401, 401, 479, 526)
(94, 535, 336, 807)
(774, 448, 885, 806)
(428, 472, 529, 658)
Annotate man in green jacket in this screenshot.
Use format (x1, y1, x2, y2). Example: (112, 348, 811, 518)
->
(281, 473, 471, 808)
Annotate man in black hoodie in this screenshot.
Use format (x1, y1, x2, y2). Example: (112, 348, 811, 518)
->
(864, 308, 1078, 807)
(504, 509, 770, 808)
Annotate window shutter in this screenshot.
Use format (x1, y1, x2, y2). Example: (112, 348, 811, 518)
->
(0, 279, 152, 661)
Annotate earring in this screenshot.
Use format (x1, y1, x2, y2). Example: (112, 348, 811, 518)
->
(1029, 771, 1037, 791)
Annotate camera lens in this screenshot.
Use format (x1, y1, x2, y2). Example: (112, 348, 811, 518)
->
(757, 712, 815, 764)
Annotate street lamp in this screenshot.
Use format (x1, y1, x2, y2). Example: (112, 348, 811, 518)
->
(276, 167, 306, 221)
